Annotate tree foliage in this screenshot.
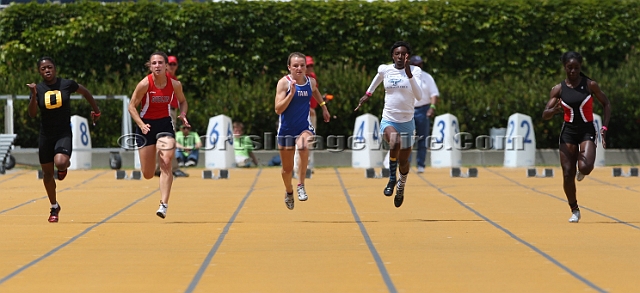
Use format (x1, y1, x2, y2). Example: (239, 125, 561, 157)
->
(1, 0, 638, 148)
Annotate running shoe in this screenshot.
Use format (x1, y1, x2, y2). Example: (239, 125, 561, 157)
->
(48, 204, 61, 223)
(569, 209, 581, 223)
(156, 201, 167, 219)
(384, 180, 396, 197)
(394, 181, 405, 208)
(57, 169, 68, 181)
(576, 170, 585, 182)
(284, 192, 294, 210)
(297, 184, 308, 201)
(417, 166, 425, 174)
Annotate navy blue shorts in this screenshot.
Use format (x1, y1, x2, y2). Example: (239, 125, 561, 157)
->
(277, 125, 315, 147)
(135, 117, 175, 148)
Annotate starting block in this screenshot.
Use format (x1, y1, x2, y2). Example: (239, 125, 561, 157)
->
(527, 168, 554, 178)
(451, 167, 478, 178)
(130, 170, 142, 180)
(37, 170, 59, 180)
(202, 169, 230, 179)
(115, 170, 127, 179)
(612, 167, 638, 177)
(365, 168, 389, 178)
(113, 170, 147, 180)
(202, 170, 214, 179)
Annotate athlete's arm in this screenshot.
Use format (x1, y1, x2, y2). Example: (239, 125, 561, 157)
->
(77, 84, 101, 123)
(26, 83, 38, 118)
(409, 66, 423, 101)
(129, 78, 150, 133)
(542, 84, 562, 120)
(355, 67, 385, 111)
(587, 80, 611, 128)
(274, 78, 295, 115)
(172, 79, 190, 128)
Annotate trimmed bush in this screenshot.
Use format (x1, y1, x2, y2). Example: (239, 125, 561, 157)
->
(1, 0, 639, 148)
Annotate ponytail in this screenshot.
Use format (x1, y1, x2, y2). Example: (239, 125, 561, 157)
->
(579, 72, 595, 82)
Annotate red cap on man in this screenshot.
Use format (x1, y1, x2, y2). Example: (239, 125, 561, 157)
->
(305, 56, 314, 66)
(168, 56, 178, 65)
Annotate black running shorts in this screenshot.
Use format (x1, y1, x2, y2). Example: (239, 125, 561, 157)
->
(560, 122, 596, 145)
(135, 117, 176, 148)
(38, 132, 72, 164)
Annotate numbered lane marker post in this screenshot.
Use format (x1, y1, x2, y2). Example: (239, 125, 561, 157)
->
(383, 149, 390, 169)
(204, 114, 235, 170)
(351, 114, 384, 168)
(69, 115, 92, 170)
(503, 113, 536, 167)
(134, 149, 141, 170)
(430, 113, 462, 168)
(592, 113, 605, 167)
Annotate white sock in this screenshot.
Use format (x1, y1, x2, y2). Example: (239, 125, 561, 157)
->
(51, 203, 59, 209)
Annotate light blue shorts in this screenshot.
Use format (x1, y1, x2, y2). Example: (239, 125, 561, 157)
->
(380, 118, 415, 149)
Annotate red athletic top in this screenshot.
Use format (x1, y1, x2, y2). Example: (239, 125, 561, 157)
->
(560, 77, 593, 124)
(307, 72, 318, 108)
(140, 74, 175, 119)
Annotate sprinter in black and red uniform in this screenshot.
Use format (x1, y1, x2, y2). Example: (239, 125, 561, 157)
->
(27, 56, 101, 222)
(129, 51, 190, 219)
(542, 51, 611, 223)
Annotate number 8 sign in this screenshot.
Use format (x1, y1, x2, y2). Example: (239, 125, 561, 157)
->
(69, 115, 92, 169)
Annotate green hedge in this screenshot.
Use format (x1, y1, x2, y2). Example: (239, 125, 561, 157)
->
(2, 0, 639, 79)
(1, 0, 639, 148)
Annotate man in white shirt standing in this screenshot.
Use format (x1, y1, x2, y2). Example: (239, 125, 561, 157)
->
(410, 55, 440, 173)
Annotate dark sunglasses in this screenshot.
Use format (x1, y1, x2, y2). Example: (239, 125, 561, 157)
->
(169, 63, 177, 66)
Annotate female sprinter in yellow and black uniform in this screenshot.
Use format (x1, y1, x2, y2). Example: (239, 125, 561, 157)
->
(27, 56, 101, 223)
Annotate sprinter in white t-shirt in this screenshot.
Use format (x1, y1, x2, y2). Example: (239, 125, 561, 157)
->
(355, 41, 422, 208)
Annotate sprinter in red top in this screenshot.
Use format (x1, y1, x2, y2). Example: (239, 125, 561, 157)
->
(129, 51, 190, 219)
(542, 51, 611, 223)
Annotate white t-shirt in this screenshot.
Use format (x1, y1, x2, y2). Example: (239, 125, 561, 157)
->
(414, 70, 439, 107)
(366, 64, 422, 123)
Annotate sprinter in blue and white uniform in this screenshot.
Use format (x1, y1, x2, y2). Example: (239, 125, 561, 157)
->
(355, 41, 423, 208)
(542, 51, 611, 223)
(275, 52, 331, 210)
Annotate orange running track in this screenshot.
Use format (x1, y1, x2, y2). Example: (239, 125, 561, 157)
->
(1, 167, 639, 293)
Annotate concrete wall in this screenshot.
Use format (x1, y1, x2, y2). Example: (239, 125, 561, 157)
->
(9, 148, 640, 169)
